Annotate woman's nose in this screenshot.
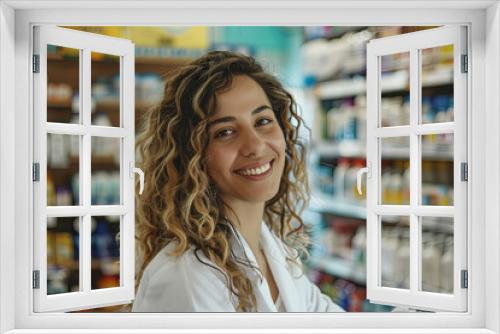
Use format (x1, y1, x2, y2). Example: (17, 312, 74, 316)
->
(239, 129, 265, 158)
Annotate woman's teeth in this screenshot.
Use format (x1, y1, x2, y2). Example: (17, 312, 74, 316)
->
(237, 161, 271, 176)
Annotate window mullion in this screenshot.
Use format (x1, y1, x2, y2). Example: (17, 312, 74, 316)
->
(409, 47, 420, 294)
(81, 48, 92, 294)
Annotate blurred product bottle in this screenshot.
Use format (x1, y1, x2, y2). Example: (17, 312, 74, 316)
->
(381, 163, 392, 204)
(333, 158, 349, 200)
(350, 287, 366, 312)
(47, 269, 68, 295)
(381, 227, 399, 287)
(440, 235, 454, 293)
(351, 225, 367, 279)
(344, 162, 360, 203)
(49, 133, 69, 168)
(422, 232, 442, 292)
(343, 101, 357, 141)
(92, 112, 113, 157)
(56, 186, 72, 206)
(402, 161, 411, 204)
(351, 159, 367, 202)
(394, 229, 410, 288)
(322, 225, 336, 257)
(421, 161, 434, 205)
(387, 166, 403, 205)
(47, 173, 56, 206)
(422, 96, 433, 123)
(71, 173, 79, 205)
(355, 96, 367, 143)
(55, 232, 74, 265)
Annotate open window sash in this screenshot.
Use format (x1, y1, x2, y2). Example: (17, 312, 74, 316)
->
(366, 25, 467, 312)
(33, 26, 136, 312)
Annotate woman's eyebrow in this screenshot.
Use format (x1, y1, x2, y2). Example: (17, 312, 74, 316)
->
(208, 105, 272, 128)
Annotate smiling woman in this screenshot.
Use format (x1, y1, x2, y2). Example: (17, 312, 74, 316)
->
(133, 51, 345, 312)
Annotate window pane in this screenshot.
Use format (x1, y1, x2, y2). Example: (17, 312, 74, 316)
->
(47, 133, 80, 206)
(421, 134, 454, 206)
(380, 52, 410, 127)
(380, 216, 410, 289)
(91, 52, 121, 127)
(91, 137, 121, 205)
(421, 217, 453, 294)
(380, 137, 410, 205)
(421, 45, 454, 124)
(91, 216, 121, 290)
(47, 217, 80, 295)
(47, 45, 80, 124)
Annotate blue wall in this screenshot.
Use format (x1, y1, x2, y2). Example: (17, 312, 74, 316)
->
(209, 26, 304, 88)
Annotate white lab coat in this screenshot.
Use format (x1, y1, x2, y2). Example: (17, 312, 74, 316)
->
(132, 222, 345, 312)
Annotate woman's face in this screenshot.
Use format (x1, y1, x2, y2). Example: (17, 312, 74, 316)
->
(205, 75, 286, 205)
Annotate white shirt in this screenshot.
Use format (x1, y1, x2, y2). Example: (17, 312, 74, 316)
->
(132, 222, 345, 312)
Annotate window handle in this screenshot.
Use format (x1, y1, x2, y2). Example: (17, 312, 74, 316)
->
(130, 162, 145, 195)
(356, 163, 371, 195)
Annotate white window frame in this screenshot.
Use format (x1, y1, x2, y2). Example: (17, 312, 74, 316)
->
(365, 26, 468, 312)
(0, 1, 499, 333)
(32, 26, 136, 312)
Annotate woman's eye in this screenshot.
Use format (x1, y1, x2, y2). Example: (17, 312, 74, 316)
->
(256, 118, 273, 126)
(214, 128, 234, 138)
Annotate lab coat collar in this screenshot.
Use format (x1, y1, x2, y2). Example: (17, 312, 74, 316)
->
(231, 222, 302, 312)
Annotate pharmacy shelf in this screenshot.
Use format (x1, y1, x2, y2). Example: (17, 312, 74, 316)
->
(314, 141, 365, 158)
(48, 258, 120, 275)
(314, 141, 453, 160)
(307, 256, 366, 285)
(309, 191, 367, 220)
(316, 67, 453, 100)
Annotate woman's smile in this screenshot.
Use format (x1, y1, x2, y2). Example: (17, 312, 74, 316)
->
(234, 159, 275, 179)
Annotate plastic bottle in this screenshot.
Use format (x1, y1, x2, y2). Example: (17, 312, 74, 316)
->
(394, 161, 405, 204)
(387, 167, 403, 205)
(394, 228, 410, 289)
(344, 161, 360, 203)
(92, 112, 113, 157)
(440, 235, 454, 293)
(333, 158, 349, 200)
(326, 108, 337, 140)
(49, 133, 69, 168)
(381, 162, 392, 204)
(402, 161, 411, 205)
(381, 227, 399, 287)
(71, 173, 79, 205)
(351, 225, 367, 279)
(47, 173, 56, 206)
(422, 232, 442, 292)
(343, 101, 357, 141)
(355, 96, 367, 143)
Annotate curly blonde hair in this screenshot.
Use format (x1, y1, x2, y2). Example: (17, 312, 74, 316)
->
(135, 51, 311, 312)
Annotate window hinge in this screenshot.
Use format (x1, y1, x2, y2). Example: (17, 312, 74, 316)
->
(461, 162, 468, 181)
(32, 55, 40, 73)
(461, 54, 468, 73)
(461, 270, 468, 289)
(33, 270, 40, 289)
(33, 163, 40, 182)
